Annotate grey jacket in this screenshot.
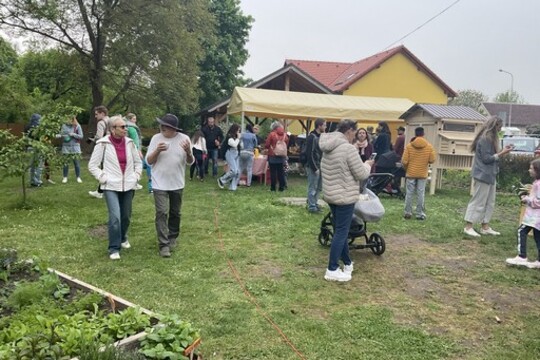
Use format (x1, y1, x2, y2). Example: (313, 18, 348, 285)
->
(471, 137, 499, 185)
(319, 131, 371, 205)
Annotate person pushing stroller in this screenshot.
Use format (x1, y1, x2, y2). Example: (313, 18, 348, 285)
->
(319, 119, 373, 282)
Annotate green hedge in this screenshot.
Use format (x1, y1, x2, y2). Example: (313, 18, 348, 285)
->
(442, 155, 533, 192)
(498, 154, 534, 191)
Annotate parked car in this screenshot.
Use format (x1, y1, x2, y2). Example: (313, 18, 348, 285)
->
(501, 136, 540, 156)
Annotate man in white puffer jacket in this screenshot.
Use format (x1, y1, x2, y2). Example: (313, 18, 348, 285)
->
(319, 119, 373, 282)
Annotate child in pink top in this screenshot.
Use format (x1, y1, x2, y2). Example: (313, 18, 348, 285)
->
(505, 158, 540, 269)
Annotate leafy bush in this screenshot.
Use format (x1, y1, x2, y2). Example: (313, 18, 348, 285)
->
(498, 154, 533, 191)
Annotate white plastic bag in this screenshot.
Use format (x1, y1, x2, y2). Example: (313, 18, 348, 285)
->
(354, 188, 385, 222)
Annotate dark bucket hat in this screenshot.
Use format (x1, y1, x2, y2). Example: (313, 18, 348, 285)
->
(156, 114, 180, 131)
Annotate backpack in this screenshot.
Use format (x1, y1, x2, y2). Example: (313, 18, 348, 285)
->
(299, 135, 310, 165)
(273, 135, 287, 157)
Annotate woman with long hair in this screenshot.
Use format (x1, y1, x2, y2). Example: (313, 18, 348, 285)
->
(372, 121, 391, 161)
(190, 129, 207, 181)
(217, 123, 241, 191)
(354, 127, 373, 162)
(463, 116, 513, 237)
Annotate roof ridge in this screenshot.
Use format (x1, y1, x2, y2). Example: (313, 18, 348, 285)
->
(285, 59, 353, 65)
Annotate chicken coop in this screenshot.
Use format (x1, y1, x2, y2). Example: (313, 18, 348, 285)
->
(400, 104, 487, 194)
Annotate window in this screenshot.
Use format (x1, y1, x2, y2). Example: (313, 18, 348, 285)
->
(442, 123, 475, 132)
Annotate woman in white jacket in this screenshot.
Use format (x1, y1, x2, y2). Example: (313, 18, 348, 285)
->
(88, 116, 142, 260)
(320, 119, 373, 282)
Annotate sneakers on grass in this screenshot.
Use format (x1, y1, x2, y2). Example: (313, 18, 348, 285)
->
(217, 178, 224, 189)
(62, 177, 68, 184)
(109, 252, 120, 260)
(464, 227, 480, 237)
(343, 262, 354, 275)
(505, 255, 529, 267)
(480, 227, 500, 236)
(526, 260, 540, 269)
(76, 177, 83, 183)
(89, 190, 103, 199)
(324, 268, 351, 282)
(121, 241, 131, 249)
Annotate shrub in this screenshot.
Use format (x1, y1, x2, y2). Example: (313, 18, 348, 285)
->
(498, 154, 533, 191)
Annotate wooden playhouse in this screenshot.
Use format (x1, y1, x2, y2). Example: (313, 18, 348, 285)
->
(400, 104, 487, 194)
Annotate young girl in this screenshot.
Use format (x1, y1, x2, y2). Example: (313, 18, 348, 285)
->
(505, 158, 540, 268)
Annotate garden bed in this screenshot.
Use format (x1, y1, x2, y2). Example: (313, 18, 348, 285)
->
(0, 250, 201, 359)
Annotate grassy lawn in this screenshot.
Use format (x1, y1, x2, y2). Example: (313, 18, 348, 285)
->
(1, 162, 539, 359)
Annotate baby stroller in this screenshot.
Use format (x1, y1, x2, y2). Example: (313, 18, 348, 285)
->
(318, 173, 392, 255)
(374, 151, 405, 198)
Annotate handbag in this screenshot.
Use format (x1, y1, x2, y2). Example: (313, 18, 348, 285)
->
(354, 188, 385, 222)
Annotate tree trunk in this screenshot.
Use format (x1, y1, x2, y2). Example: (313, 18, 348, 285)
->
(88, 69, 104, 132)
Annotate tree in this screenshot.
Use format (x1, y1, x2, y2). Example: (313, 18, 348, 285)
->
(0, 1, 212, 129)
(0, 103, 82, 206)
(0, 35, 17, 73)
(493, 90, 525, 104)
(198, 0, 253, 109)
(448, 89, 488, 114)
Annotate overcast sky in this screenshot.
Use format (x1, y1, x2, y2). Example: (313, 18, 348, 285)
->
(239, 0, 540, 105)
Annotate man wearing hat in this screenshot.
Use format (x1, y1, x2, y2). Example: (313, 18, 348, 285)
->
(394, 126, 406, 158)
(146, 114, 194, 258)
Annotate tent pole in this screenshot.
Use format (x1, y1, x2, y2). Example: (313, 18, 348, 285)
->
(241, 111, 245, 130)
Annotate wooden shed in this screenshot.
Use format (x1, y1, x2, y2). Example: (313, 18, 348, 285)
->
(400, 104, 487, 194)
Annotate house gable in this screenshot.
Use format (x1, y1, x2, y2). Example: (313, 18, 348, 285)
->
(286, 45, 456, 104)
(345, 52, 450, 105)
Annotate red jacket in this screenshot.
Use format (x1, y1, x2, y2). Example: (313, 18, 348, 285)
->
(265, 128, 289, 157)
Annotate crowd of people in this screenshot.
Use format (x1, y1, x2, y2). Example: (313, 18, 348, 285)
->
(22, 112, 540, 278)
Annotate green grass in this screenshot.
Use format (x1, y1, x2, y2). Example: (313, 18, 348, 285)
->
(1, 163, 539, 359)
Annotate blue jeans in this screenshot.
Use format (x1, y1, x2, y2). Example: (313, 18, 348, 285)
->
(62, 158, 81, 178)
(239, 150, 254, 186)
(28, 148, 43, 185)
(103, 190, 134, 254)
(205, 148, 219, 177)
(153, 189, 183, 250)
(220, 149, 240, 190)
(306, 167, 322, 211)
(404, 178, 426, 217)
(328, 203, 354, 271)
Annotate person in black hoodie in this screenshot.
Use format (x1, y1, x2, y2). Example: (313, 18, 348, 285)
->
(305, 118, 327, 213)
(202, 116, 224, 177)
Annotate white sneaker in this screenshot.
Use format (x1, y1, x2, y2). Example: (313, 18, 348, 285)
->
(47, 179, 56, 184)
(88, 190, 103, 199)
(343, 262, 354, 275)
(505, 255, 529, 267)
(526, 260, 540, 269)
(464, 227, 481, 237)
(324, 268, 351, 282)
(121, 241, 131, 249)
(62, 177, 68, 184)
(480, 227, 500, 236)
(109, 252, 120, 260)
(76, 177, 83, 183)
(135, 183, 143, 190)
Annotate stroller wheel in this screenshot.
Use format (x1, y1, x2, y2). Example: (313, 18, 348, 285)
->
(318, 228, 333, 247)
(369, 233, 385, 255)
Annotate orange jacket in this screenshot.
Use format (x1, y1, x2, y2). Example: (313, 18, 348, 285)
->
(401, 136, 436, 179)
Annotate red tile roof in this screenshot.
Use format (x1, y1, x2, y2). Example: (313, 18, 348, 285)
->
(285, 45, 456, 97)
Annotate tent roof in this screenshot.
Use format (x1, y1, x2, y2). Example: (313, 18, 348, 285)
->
(227, 87, 414, 122)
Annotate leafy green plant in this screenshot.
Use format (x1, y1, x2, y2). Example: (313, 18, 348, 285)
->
(140, 314, 200, 359)
(104, 307, 151, 340)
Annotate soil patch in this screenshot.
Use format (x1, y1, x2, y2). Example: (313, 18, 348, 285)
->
(88, 224, 108, 239)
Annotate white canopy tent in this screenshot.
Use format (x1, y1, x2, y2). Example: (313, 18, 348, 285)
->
(227, 87, 415, 130)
